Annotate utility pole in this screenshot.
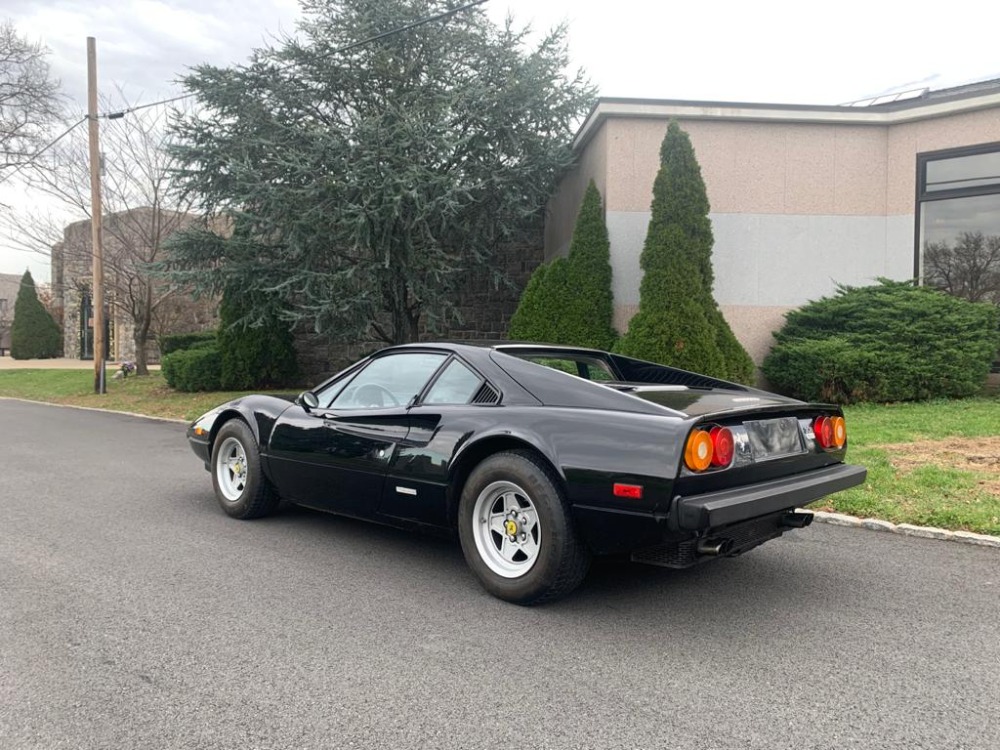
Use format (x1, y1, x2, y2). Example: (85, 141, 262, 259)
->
(86, 37, 106, 394)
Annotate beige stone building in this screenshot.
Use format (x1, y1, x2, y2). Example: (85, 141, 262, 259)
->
(546, 79, 1000, 362)
(52, 208, 218, 362)
(0, 272, 20, 354)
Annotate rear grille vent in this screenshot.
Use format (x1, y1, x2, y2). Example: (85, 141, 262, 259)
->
(472, 382, 500, 405)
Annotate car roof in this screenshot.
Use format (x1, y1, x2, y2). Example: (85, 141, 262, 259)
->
(380, 341, 609, 356)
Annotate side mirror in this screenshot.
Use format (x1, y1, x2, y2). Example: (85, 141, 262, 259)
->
(298, 391, 320, 411)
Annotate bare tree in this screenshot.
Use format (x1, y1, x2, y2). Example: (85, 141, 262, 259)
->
(924, 231, 1000, 305)
(7, 94, 209, 374)
(0, 21, 62, 175)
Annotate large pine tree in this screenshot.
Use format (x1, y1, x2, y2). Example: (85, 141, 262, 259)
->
(615, 122, 754, 383)
(510, 180, 616, 349)
(10, 270, 61, 359)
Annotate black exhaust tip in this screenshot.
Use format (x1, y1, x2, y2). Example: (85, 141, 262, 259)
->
(781, 511, 815, 529)
(696, 538, 734, 556)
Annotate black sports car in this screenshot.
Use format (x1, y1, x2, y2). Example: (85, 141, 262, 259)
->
(187, 343, 866, 604)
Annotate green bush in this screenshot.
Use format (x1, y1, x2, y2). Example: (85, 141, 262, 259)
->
(218, 287, 299, 389)
(762, 280, 1000, 403)
(10, 270, 62, 359)
(615, 122, 754, 383)
(509, 180, 617, 350)
(159, 330, 218, 356)
(161, 345, 223, 392)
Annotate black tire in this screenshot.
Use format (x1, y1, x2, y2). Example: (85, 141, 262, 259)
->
(457, 450, 590, 605)
(210, 419, 280, 520)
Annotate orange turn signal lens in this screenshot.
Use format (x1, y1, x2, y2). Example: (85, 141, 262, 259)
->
(684, 429, 714, 472)
(831, 416, 847, 449)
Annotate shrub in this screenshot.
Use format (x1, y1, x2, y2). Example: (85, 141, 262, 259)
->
(159, 330, 218, 356)
(762, 280, 1000, 403)
(218, 286, 299, 389)
(161, 345, 223, 392)
(10, 270, 62, 359)
(509, 180, 617, 350)
(615, 122, 754, 383)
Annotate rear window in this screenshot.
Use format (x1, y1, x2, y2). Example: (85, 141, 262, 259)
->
(510, 354, 616, 382)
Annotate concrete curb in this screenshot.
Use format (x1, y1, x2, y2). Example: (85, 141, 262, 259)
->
(803, 509, 1000, 549)
(0, 396, 189, 425)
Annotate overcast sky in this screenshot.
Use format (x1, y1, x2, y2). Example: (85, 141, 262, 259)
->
(3, 0, 999, 279)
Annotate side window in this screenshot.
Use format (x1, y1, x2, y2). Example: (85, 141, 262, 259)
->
(329, 352, 446, 410)
(423, 359, 483, 405)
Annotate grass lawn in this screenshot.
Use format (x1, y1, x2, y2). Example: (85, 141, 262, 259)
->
(817, 398, 1000, 536)
(0, 369, 261, 422)
(1, 369, 998, 535)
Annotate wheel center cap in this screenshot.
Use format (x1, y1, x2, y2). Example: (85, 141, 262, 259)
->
(234, 462, 243, 475)
(504, 519, 518, 536)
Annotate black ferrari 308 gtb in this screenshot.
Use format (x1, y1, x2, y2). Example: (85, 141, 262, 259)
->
(187, 343, 866, 604)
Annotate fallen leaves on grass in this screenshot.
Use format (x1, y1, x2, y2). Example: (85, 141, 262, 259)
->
(879, 436, 1000, 497)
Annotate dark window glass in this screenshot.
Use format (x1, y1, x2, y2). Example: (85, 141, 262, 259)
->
(917, 144, 1000, 305)
(423, 359, 483, 404)
(516, 354, 616, 381)
(925, 151, 1000, 193)
(920, 194, 1000, 246)
(327, 353, 446, 410)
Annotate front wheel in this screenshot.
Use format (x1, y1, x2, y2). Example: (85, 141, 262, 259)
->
(458, 450, 590, 605)
(211, 419, 280, 519)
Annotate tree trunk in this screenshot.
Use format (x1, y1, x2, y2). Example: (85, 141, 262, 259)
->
(389, 276, 421, 344)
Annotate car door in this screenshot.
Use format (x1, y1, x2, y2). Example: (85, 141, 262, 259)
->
(267, 351, 448, 517)
(381, 356, 491, 525)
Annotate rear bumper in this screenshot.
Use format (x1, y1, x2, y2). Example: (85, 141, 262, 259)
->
(672, 463, 867, 531)
(572, 462, 866, 555)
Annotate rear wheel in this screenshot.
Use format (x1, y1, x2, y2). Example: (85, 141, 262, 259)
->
(458, 450, 590, 605)
(211, 419, 279, 519)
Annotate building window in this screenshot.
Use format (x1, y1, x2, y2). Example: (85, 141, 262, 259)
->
(916, 142, 1000, 304)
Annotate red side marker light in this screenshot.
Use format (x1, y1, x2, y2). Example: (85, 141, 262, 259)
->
(613, 483, 643, 500)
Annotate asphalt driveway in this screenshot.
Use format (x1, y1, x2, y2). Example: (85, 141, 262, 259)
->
(1, 399, 998, 749)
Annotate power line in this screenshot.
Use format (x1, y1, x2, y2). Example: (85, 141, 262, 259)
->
(0, 117, 88, 186)
(102, 93, 194, 120)
(97, 0, 490, 120)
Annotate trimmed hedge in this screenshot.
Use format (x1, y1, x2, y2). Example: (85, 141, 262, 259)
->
(509, 180, 617, 350)
(762, 280, 1000, 403)
(161, 345, 223, 392)
(159, 330, 218, 356)
(218, 288, 299, 389)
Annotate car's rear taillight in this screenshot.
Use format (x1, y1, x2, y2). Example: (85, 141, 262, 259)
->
(813, 415, 847, 450)
(709, 426, 734, 468)
(685, 426, 736, 472)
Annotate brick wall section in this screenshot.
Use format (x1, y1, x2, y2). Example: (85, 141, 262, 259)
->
(295, 241, 543, 383)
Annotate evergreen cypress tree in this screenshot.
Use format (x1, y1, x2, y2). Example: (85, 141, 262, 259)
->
(615, 122, 754, 383)
(510, 180, 616, 349)
(10, 270, 61, 359)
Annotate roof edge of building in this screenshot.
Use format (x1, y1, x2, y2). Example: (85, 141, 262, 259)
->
(573, 82, 1000, 151)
